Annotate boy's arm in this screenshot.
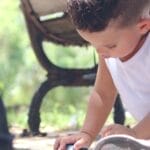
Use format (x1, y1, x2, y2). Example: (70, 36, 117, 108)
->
(80, 55, 117, 140)
(54, 56, 117, 150)
(101, 112, 150, 139)
(133, 112, 150, 139)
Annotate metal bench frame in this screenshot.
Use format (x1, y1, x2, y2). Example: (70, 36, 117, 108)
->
(20, 0, 125, 135)
(0, 96, 13, 149)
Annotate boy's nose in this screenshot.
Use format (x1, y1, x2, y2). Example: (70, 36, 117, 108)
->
(96, 48, 111, 58)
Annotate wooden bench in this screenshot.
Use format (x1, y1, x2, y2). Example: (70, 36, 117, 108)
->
(20, 0, 125, 135)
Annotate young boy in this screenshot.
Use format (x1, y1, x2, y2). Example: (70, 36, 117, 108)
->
(54, 0, 150, 150)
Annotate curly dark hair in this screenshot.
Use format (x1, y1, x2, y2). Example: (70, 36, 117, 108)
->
(67, 0, 150, 32)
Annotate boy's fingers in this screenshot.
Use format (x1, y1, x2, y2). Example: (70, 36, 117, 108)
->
(54, 134, 91, 150)
(74, 138, 88, 150)
(54, 137, 61, 150)
(58, 135, 78, 150)
(58, 141, 66, 150)
(101, 125, 113, 137)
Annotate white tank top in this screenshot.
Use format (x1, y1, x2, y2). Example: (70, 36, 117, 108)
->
(105, 33, 150, 121)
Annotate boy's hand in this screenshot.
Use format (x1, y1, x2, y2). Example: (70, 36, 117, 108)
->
(100, 124, 137, 138)
(54, 132, 93, 150)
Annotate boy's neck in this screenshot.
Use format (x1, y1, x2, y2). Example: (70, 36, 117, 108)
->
(120, 32, 149, 62)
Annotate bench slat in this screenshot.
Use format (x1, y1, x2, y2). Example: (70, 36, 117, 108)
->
(30, 0, 67, 16)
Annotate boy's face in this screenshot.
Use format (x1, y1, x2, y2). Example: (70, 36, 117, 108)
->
(77, 23, 149, 61)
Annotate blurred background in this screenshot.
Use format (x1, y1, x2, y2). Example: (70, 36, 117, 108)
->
(0, 0, 135, 134)
(0, 0, 99, 132)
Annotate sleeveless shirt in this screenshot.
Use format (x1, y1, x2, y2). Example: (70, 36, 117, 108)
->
(105, 33, 150, 121)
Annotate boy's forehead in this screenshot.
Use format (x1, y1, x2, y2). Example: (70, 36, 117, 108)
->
(77, 27, 119, 44)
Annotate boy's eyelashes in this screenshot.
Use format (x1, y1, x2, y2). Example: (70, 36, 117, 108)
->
(96, 44, 117, 52)
(105, 44, 117, 49)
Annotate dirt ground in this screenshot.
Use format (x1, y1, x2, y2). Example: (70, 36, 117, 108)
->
(12, 127, 69, 150)
(13, 136, 55, 150)
(12, 127, 150, 150)
(12, 127, 96, 150)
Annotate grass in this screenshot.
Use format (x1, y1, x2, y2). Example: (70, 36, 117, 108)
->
(6, 104, 136, 133)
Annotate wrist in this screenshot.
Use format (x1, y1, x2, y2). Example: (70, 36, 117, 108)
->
(80, 130, 94, 140)
(132, 127, 138, 138)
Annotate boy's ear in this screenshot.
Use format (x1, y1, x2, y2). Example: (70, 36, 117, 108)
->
(137, 19, 150, 34)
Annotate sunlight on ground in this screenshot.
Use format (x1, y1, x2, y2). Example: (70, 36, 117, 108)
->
(12, 111, 136, 150)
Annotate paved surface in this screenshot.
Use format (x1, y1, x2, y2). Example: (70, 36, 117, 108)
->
(12, 128, 85, 150)
(13, 129, 67, 150)
(11, 126, 59, 150)
(14, 136, 55, 150)
(13, 131, 96, 150)
(12, 127, 150, 150)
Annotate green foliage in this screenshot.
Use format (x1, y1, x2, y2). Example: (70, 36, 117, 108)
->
(40, 87, 90, 129)
(0, 0, 98, 130)
(43, 42, 98, 68)
(0, 0, 135, 131)
(0, 0, 28, 93)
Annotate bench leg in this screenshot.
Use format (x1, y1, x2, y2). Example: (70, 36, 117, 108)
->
(114, 95, 125, 125)
(0, 97, 13, 149)
(28, 80, 54, 135)
(28, 82, 125, 135)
